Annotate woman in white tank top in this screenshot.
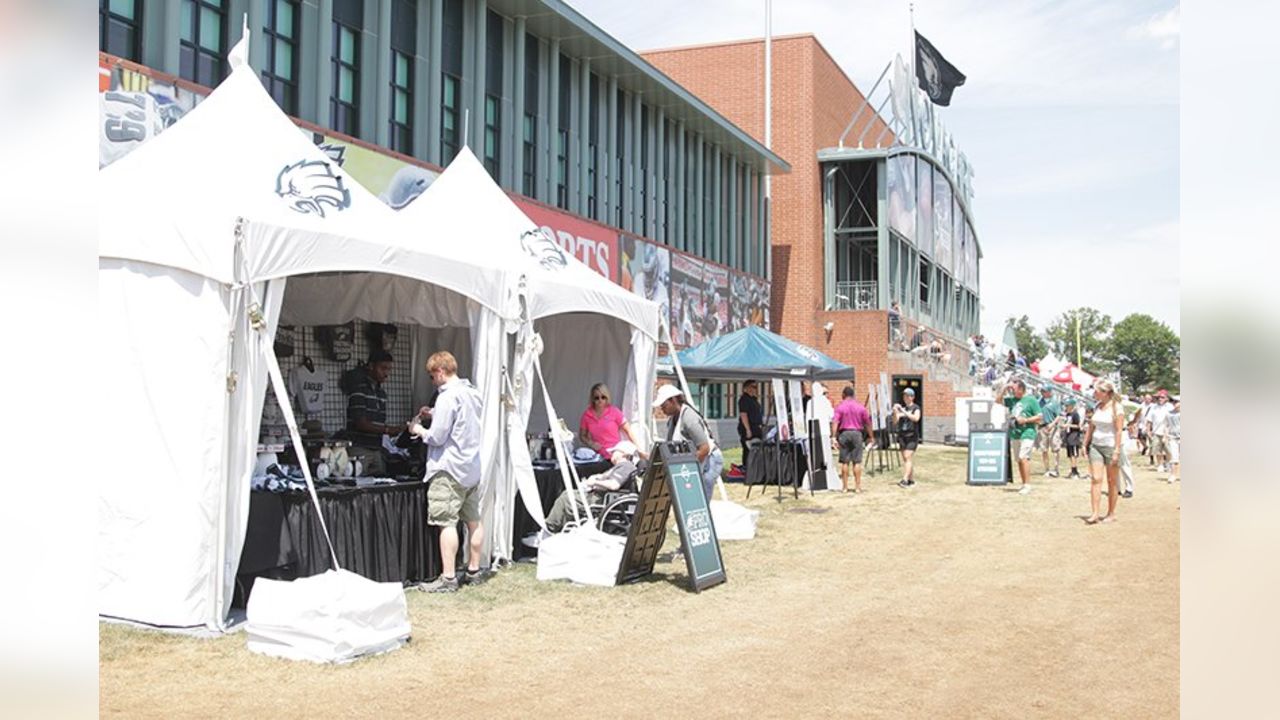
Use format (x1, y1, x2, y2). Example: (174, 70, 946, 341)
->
(1083, 380, 1126, 524)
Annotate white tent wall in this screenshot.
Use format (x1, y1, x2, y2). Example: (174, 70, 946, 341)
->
(222, 277, 287, 627)
(626, 329, 657, 450)
(523, 314, 634, 436)
(98, 260, 235, 629)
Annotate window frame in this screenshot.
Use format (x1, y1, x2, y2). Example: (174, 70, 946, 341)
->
(180, 0, 228, 87)
(262, 0, 299, 115)
(100, 0, 143, 62)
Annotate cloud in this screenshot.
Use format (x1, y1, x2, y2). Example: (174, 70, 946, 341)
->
(1132, 6, 1180, 49)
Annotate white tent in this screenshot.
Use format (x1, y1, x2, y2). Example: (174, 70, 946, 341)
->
(400, 149, 661, 546)
(98, 40, 518, 631)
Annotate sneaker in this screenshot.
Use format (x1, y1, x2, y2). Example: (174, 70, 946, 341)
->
(1121, 490, 1133, 499)
(898, 479, 914, 488)
(1018, 485, 1032, 495)
(1048, 470, 1060, 478)
(459, 567, 492, 586)
(415, 575, 459, 593)
(1043, 471, 1054, 478)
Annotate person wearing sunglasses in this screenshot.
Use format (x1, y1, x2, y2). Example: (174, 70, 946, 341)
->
(579, 382, 642, 462)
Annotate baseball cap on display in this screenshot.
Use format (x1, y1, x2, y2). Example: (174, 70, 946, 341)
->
(652, 384, 684, 407)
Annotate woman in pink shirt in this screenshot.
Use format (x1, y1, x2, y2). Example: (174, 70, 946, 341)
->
(579, 383, 639, 461)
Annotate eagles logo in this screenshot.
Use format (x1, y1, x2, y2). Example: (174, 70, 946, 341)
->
(519, 228, 568, 271)
(275, 159, 352, 217)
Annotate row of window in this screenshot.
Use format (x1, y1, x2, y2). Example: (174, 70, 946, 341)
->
(887, 232, 979, 338)
(99, 0, 766, 273)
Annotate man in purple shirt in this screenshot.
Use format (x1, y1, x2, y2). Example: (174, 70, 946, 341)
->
(830, 386, 872, 493)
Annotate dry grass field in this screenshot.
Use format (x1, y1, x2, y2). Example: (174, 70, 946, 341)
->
(100, 445, 1179, 718)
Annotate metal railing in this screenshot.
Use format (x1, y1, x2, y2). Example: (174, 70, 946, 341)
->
(833, 281, 878, 310)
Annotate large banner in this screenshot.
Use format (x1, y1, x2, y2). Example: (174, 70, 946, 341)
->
(730, 271, 771, 331)
(916, 157, 934, 259)
(702, 263, 730, 340)
(956, 214, 969, 290)
(311, 132, 439, 210)
(887, 154, 916, 241)
(933, 171, 953, 273)
(99, 57, 207, 168)
(670, 253, 706, 346)
(517, 201, 619, 281)
(619, 234, 670, 325)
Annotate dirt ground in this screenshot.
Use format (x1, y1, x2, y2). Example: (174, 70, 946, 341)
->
(100, 445, 1179, 718)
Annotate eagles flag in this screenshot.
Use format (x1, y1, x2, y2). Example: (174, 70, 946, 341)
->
(915, 31, 966, 106)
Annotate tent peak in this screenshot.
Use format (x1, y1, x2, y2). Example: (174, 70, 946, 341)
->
(229, 15, 249, 69)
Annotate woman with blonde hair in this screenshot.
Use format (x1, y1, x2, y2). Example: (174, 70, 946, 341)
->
(1083, 379, 1125, 524)
(579, 382, 641, 461)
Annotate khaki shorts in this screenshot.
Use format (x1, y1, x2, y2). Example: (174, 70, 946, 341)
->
(1088, 443, 1117, 466)
(1012, 438, 1035, 461)
(1035, 426, 1062, 451)
(427, 471, 482, 526)
(1166, 438, 1180, 464)
(1149, 434, 1170, 458)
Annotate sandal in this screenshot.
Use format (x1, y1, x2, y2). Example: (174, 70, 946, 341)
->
(1084, 516, 1100, 525)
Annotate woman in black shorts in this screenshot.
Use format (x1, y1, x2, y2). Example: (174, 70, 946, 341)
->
(893, 388, 922, 487)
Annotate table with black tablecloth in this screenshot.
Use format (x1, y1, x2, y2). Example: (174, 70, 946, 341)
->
(745, 440, 809, 498)
(237, 481, 442, 603)
(511, 460, 612, 559)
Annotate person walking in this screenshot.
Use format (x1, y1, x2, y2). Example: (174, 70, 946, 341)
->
(1061, 398, 1084, 478)
(1144, 389, 1173, 473)
(1083, 379, 1126, 524)
(830, 385, 871, 493)
(892, 388, 922, 487)
(997, 379, 1041, 495)
(1165, 398, 1181, 484)
(1036, 386, 1063, 478)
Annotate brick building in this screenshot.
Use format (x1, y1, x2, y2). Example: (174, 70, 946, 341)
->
(646, 34, 982, 441)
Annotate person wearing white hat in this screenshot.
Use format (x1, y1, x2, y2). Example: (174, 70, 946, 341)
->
(654, 384, 723, 501)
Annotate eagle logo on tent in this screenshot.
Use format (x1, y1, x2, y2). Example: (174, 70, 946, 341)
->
(519, 229, 568, 271)
(275, 159, 352, 217)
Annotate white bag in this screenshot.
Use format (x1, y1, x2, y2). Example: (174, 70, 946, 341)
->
(710, 499, 759, 540)
(245, 569, 410, 663)
(535, 525, 626, 587)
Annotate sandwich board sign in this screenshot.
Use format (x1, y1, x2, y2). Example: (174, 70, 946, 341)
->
(967, 429, 1009, 485)
(617, 442, 726, 592)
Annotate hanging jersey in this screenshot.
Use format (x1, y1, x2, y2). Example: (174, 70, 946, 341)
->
(288, 366, 327, 417)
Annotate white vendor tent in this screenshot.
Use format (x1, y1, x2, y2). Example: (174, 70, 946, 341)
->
(98, 38, 518, 632)
(399, 150, 660, 549)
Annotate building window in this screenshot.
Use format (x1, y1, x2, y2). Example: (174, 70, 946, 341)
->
(615, 95, 626, 227)
(483, 10, 503, 179)
(441, 0, 463, 164)
(263, 0, 299, 114)
(441, 75, 460, 165)
(330, 20, 360, 136)
(556, 54, 571, 210)
(180, 0, 227, 87)
(100, 0, 141, 62)
(522, 35, 539, 197)
(587, 74, 599, 220)
(484, 96, 500, 177)
(388, 0, 415, 155)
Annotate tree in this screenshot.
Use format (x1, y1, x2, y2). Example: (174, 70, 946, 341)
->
(1108, 313, 1180, 393)
(1046, 307, 1114, 374)
(1005, 315, 1048, 361)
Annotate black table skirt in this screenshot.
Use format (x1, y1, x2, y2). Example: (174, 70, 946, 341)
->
(746, 441, 809, 490)
(238, 482, 443, 601)
(512, 460, 612, 559)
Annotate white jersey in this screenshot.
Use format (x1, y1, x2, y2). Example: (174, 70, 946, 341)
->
(288, 366, 327, 417)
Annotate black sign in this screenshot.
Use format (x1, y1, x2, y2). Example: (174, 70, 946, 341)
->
(967, 430, 1010, 485)
(616, 443, 726, 592)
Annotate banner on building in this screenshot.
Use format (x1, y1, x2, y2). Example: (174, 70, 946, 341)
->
(702, 263, 730, 340)
(311, 132, 440, 210)
(619, 234, 670, 325)
(887, 154, 916, 241)
(934, 171, 953, 273)
(670, 253, 706, 347)
(916, 157, 934, 259)
(99, 58, 207, 168)
(518, 201, 618, 281)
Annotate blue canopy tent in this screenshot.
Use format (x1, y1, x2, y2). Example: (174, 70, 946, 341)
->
(662, 325, 854, 383)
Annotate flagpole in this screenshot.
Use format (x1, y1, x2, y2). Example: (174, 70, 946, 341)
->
(908, 2, 917, 146)
(764, 0, 772, 289)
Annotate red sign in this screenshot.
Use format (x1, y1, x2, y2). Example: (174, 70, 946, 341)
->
(513, 198, 618, 282)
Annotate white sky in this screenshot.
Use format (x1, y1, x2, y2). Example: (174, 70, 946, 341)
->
(567, 0, 1181, 335)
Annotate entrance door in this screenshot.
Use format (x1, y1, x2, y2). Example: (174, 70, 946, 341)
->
(892, 375, 922, 407)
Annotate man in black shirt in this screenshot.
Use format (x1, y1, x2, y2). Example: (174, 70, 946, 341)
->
(344, 350, 398, 476)
(737, 380, 764, 471)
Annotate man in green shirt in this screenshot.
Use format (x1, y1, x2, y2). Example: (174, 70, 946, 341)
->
(1036, 386, 1063, 478)
(997, 379, 1041, 495)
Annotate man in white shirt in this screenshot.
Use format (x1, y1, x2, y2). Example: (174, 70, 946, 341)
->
(1144, 390, 1174, 473)
(409, 351, 486, 593)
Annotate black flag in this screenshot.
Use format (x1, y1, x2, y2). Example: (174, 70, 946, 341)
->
(915, 31, 966, 106)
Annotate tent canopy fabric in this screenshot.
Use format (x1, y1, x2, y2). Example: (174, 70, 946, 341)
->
(665, 325, 854, 382)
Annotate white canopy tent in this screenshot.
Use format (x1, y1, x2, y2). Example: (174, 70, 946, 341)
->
(400, 150, 661, 544)
(98, 40, 519, 632)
